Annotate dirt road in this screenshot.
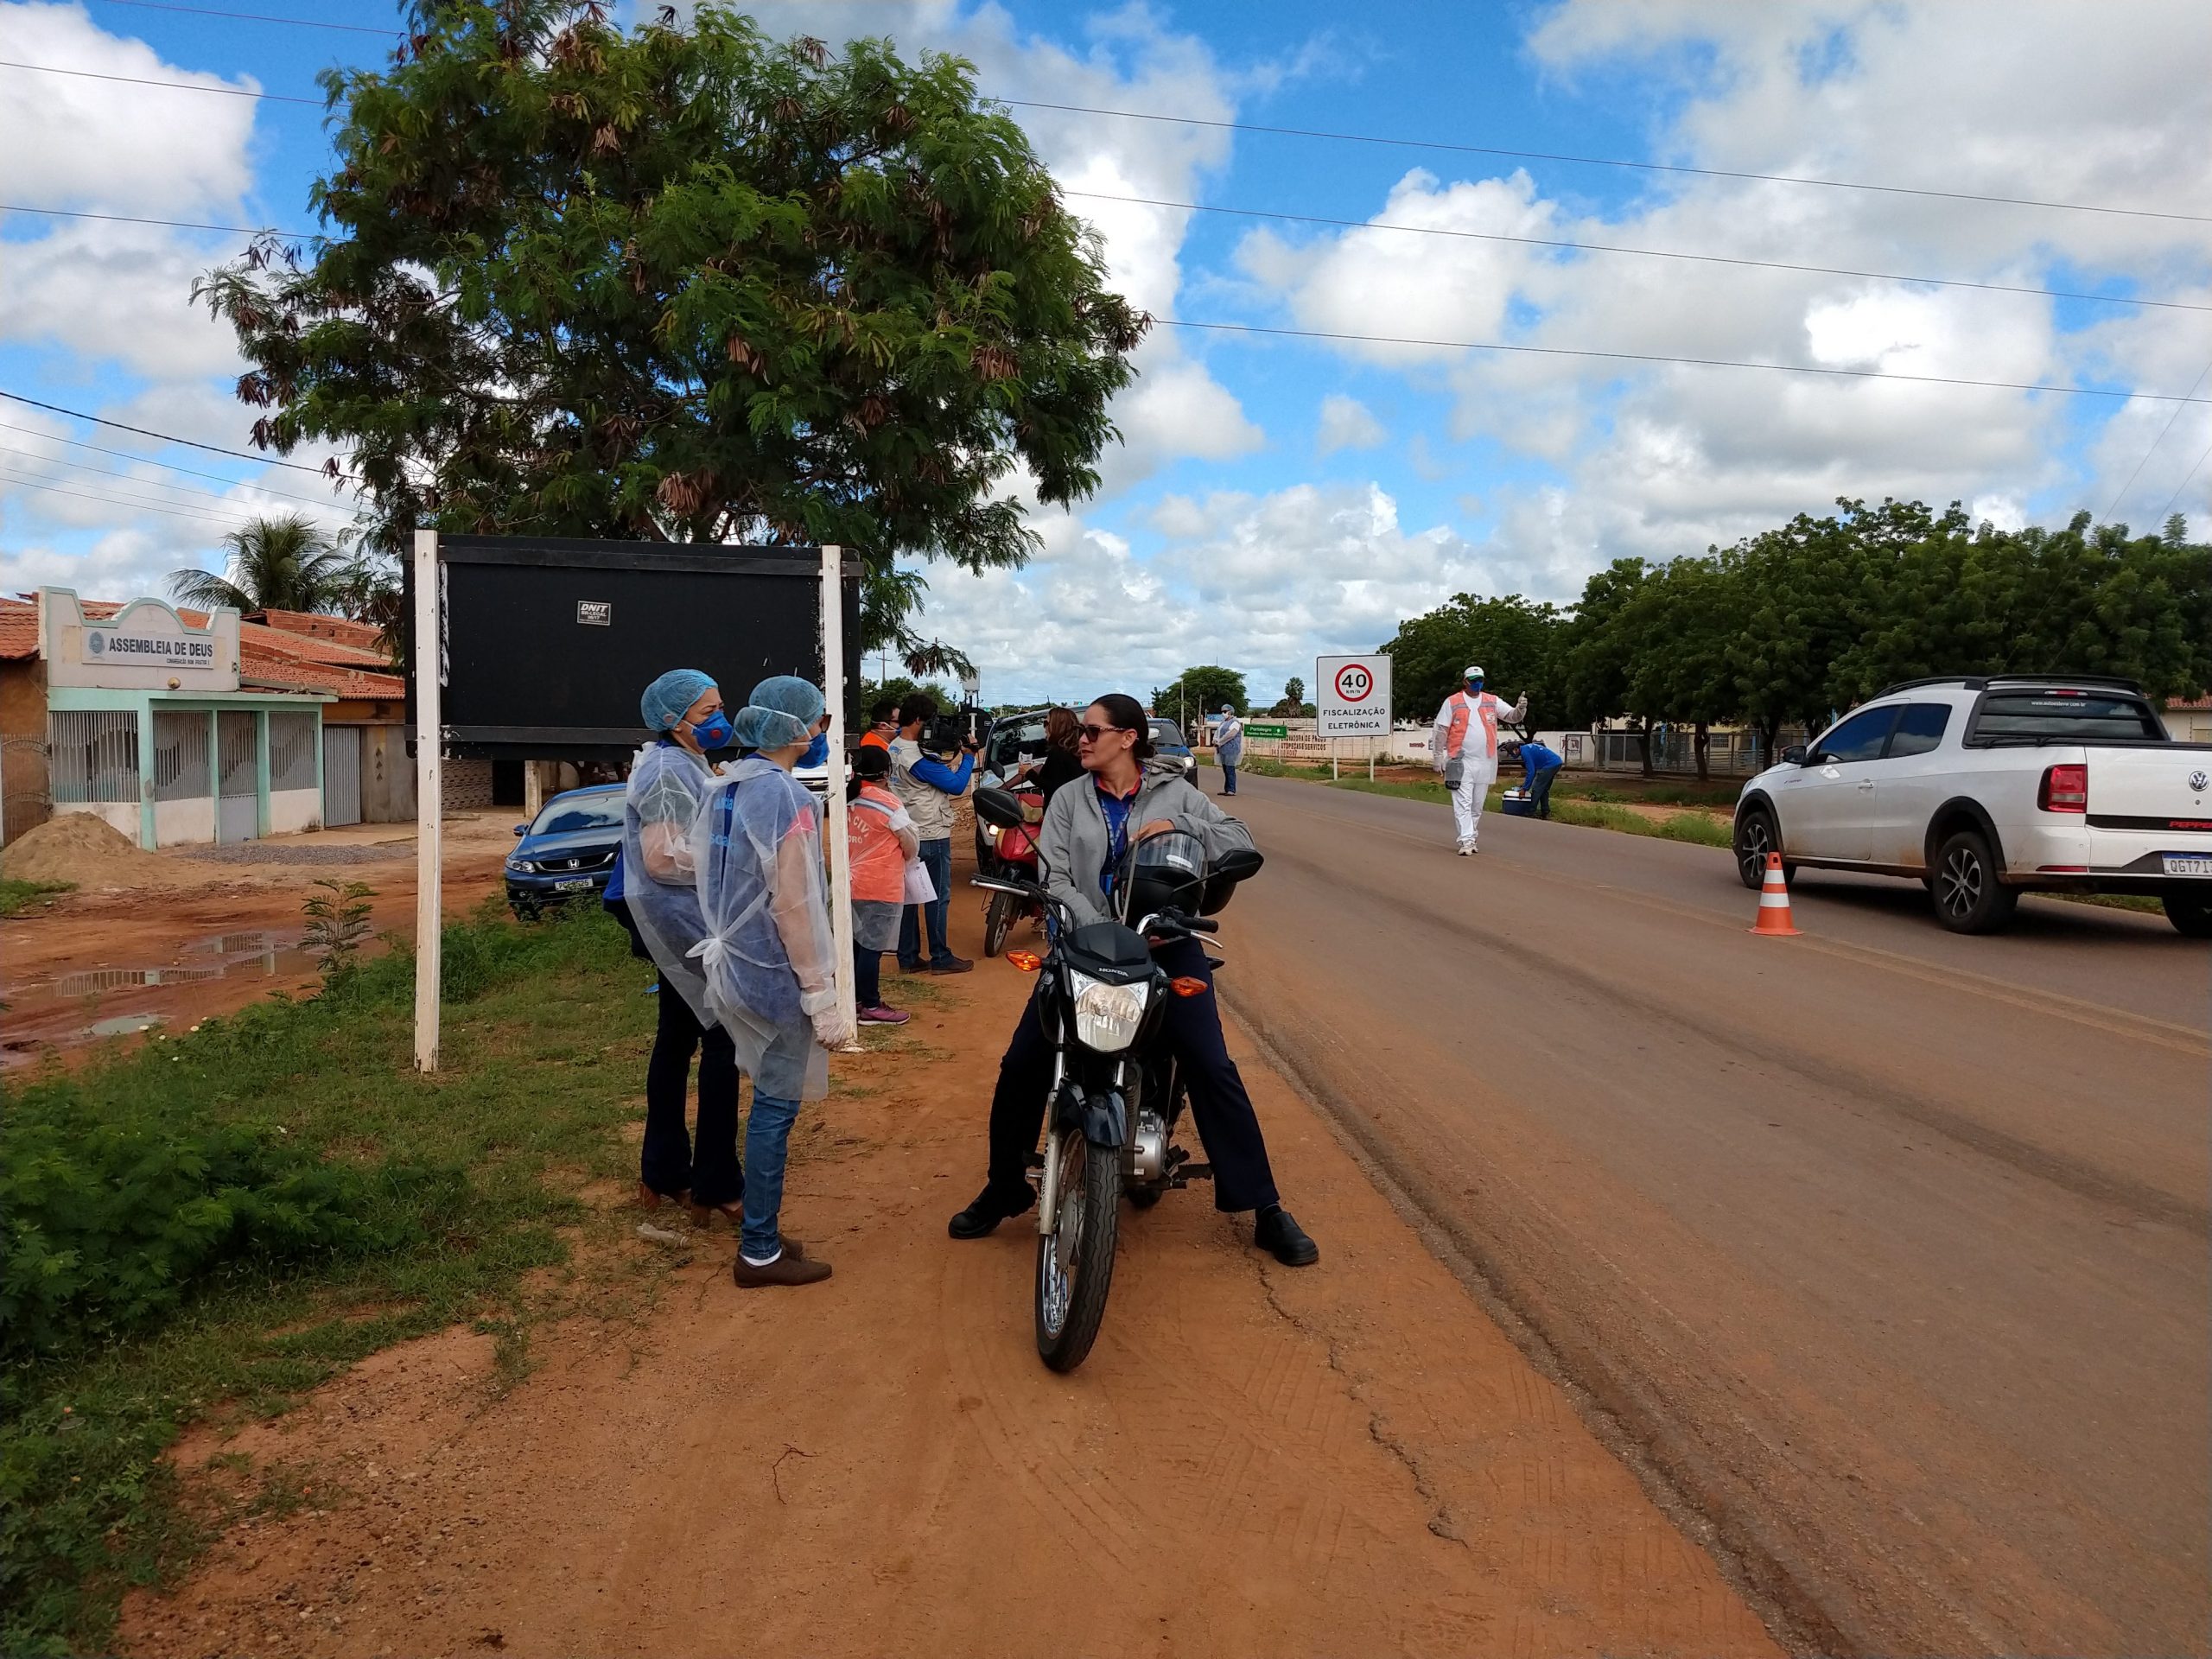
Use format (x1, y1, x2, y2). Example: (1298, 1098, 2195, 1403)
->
(1214, 772, 2209, 1656)
(118, 892, 1780, 1659)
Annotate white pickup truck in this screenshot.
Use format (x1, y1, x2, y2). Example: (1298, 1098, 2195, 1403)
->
(1732, 675, 2212, 936)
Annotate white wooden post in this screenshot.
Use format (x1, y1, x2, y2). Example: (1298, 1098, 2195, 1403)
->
(412, 529, 442, 1073)
(819, 543, 857, 1038)
(522, 760, 545, 821)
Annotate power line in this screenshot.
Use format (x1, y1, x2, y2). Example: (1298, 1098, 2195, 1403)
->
(1063, 191, 2211, 315)
(0, 419, 344, 506)
(2157, 435, 2212, 524)
(0, 442, 342, 514)
(1007, 100, 2212, 226)
(11, 191, 2202, 325)
(2102, 354, 2212, 520)
(1154, 318, 2212, 404)
(97, 0, 400, 35)
(0, 202, 313, 239)
(0, 58, 321, 105)
(0, 391, 340, 475)
(0, 467, 256, 526)
(12, 45, 2207, 223)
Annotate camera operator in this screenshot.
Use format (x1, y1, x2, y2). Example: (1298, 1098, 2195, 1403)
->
(889, 690, 980, 976)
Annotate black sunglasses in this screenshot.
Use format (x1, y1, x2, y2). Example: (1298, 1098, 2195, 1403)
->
(1077, 721, 1133, 743)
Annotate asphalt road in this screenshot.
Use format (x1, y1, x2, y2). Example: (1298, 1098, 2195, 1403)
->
(1212, 772, 2209, 1658)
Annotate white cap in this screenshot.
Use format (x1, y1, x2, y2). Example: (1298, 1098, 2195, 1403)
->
(1464, 664, 1485, 679)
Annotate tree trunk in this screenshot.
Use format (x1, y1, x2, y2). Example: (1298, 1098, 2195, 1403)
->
(1637, 718, 1654, 777)
(1694, 721, 1710, 782)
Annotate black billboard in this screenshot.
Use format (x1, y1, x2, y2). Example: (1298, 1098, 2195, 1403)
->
(408, 536, 862, 760)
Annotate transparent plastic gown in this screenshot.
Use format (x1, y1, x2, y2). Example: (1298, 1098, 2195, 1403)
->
(689, 757, 837, 1101)
(621, 741, 716, 1021)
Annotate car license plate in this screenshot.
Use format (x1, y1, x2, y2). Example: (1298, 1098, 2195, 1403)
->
(2164, 855, 2212, 877)
(553, 877, 595, 892)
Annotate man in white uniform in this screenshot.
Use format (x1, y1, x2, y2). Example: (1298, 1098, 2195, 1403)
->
(1431, 664, 1527, 855)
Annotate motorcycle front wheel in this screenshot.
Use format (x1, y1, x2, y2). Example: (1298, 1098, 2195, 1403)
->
(1035, 1126, 1120, 1372)
(983, 887, 1018, 958)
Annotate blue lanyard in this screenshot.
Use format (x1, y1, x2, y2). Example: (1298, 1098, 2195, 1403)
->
(1096, 784, 1135, 896)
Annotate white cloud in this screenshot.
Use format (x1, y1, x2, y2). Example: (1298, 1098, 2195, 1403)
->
(1315, 393, 1385, 455)
(0, 221, 248, 380)
(908, 482, 1503, 707)
(0, 2, 258, 215)
(1232, 0, 2212, 574)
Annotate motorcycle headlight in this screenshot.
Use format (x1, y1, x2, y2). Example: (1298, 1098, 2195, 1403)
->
(1069, 969, 1151, 1053)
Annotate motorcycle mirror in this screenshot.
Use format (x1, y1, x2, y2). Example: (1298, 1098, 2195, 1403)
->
(1211, 848, 1265, 883)
(974, 785, 1027, 830)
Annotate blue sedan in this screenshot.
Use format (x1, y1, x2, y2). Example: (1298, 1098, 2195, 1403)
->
(505, 785, 625, 917)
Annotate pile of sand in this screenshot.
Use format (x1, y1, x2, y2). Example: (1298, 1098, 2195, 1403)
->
(1, 813, 181, 891)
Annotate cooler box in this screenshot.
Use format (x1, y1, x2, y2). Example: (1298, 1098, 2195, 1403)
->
(1499, 789, 1538, 818)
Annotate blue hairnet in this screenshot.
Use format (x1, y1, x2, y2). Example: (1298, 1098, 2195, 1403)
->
(731, 675, 825, 750)
(641, 668, 715, 733)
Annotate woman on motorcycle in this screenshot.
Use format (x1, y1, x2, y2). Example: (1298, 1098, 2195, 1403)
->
(947, 693, 1319, 1267)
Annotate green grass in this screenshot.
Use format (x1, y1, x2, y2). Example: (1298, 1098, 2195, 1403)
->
(0, 903, 663, 1656)
(1564, 779, 1742, 809)
(0, 880, 74, 918)
(2046, 891, 2164, 915)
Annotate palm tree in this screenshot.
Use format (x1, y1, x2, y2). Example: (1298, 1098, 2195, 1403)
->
(168, 514, 352, 614)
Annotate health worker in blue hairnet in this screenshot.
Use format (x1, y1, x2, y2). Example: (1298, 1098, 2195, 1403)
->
(625, 668, 742, 1221)
(691, 676, 844, 1288)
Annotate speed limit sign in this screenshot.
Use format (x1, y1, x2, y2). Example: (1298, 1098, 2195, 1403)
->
(1317, 653, 1391, 736)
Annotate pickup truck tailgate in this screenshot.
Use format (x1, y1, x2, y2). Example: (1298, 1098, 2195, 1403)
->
(2087, 746, 2212, 829)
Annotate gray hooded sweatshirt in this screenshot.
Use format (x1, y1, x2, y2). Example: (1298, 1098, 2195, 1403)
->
(1038, 757, 1256, 929)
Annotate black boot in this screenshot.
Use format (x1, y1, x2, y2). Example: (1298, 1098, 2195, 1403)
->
(948, 1181, 1035, 1240)
(1254, 1204, 1319, 1267)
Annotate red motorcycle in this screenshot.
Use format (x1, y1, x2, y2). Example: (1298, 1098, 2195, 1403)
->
(980, 785, 1046, 957)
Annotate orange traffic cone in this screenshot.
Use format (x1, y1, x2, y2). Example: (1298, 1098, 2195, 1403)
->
(1750, 851, 1800, 937)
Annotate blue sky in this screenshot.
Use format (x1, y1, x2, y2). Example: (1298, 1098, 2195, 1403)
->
(3, 0, 2209, 709)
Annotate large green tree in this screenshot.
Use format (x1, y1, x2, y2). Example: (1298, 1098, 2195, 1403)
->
(195, 1, 1145, 667)
(1151, 665, 1249, 723)
(1384, 592, 1566, 726)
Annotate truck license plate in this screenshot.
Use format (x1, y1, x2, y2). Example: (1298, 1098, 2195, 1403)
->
(2163, 855, 2212, 876)
(553, 877, 595, 892)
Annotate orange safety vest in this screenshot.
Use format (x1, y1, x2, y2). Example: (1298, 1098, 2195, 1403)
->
(859, 730, 889, 751)
(1441, 691, 1501, 761)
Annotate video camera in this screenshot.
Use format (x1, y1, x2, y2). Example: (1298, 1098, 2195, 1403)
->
(919, 702, 982, 757)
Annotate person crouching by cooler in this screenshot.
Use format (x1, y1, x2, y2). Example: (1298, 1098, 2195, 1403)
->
(626, 669, 744, 1221)
(847, 744, 918, 1027)
(1509, 737, 1563, 818)
(1431, 665, 1528, 855)
(692, 676, 853, 1288)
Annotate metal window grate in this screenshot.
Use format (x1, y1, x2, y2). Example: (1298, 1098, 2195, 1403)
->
(217, 711, 257, 797)
(269, 710, 319, 791)
(153, 711, 213, 803)
(48, 710, 139, 803)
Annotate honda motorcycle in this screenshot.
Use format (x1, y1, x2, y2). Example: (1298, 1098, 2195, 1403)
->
(969, 786, 1263, 1373)
(976, 783, 1045, 958)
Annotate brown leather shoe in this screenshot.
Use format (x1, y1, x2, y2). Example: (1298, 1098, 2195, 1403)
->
(639, 1181, 690, 1210)
(733, 1250, 831, 1287)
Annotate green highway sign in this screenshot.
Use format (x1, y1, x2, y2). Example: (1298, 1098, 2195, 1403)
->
(1243, 722, 1289, 738)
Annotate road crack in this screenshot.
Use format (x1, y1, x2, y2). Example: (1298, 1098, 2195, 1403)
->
(1251, 1254, 1466, 1548)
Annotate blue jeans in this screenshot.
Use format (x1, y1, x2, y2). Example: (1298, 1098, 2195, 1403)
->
(1222, 763, 1238, 794)
(741, 1089, 802, 1262)
(898, 836, 956, 968)
(1529, 764, 1560, 817)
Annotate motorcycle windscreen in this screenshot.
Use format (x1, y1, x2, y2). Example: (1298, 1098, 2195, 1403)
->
(1113, 829, 1207, 923)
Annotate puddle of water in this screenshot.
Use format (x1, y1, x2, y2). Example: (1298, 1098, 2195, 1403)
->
(86, 1013, 167, 1038)
(1, 928, 321, 1070)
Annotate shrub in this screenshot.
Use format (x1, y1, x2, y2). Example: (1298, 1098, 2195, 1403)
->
(0, 1101, 443, 1363)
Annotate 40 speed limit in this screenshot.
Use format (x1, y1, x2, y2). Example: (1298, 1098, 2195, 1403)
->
(1316, 653, 1391, 737)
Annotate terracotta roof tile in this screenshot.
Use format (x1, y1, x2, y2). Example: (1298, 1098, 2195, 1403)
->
(250, 607, 384, 651)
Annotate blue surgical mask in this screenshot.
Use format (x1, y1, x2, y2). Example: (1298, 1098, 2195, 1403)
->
(799, 730, 830, 768)
(690, 710, 734, 749)
(1465, 678, 1484, 695)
